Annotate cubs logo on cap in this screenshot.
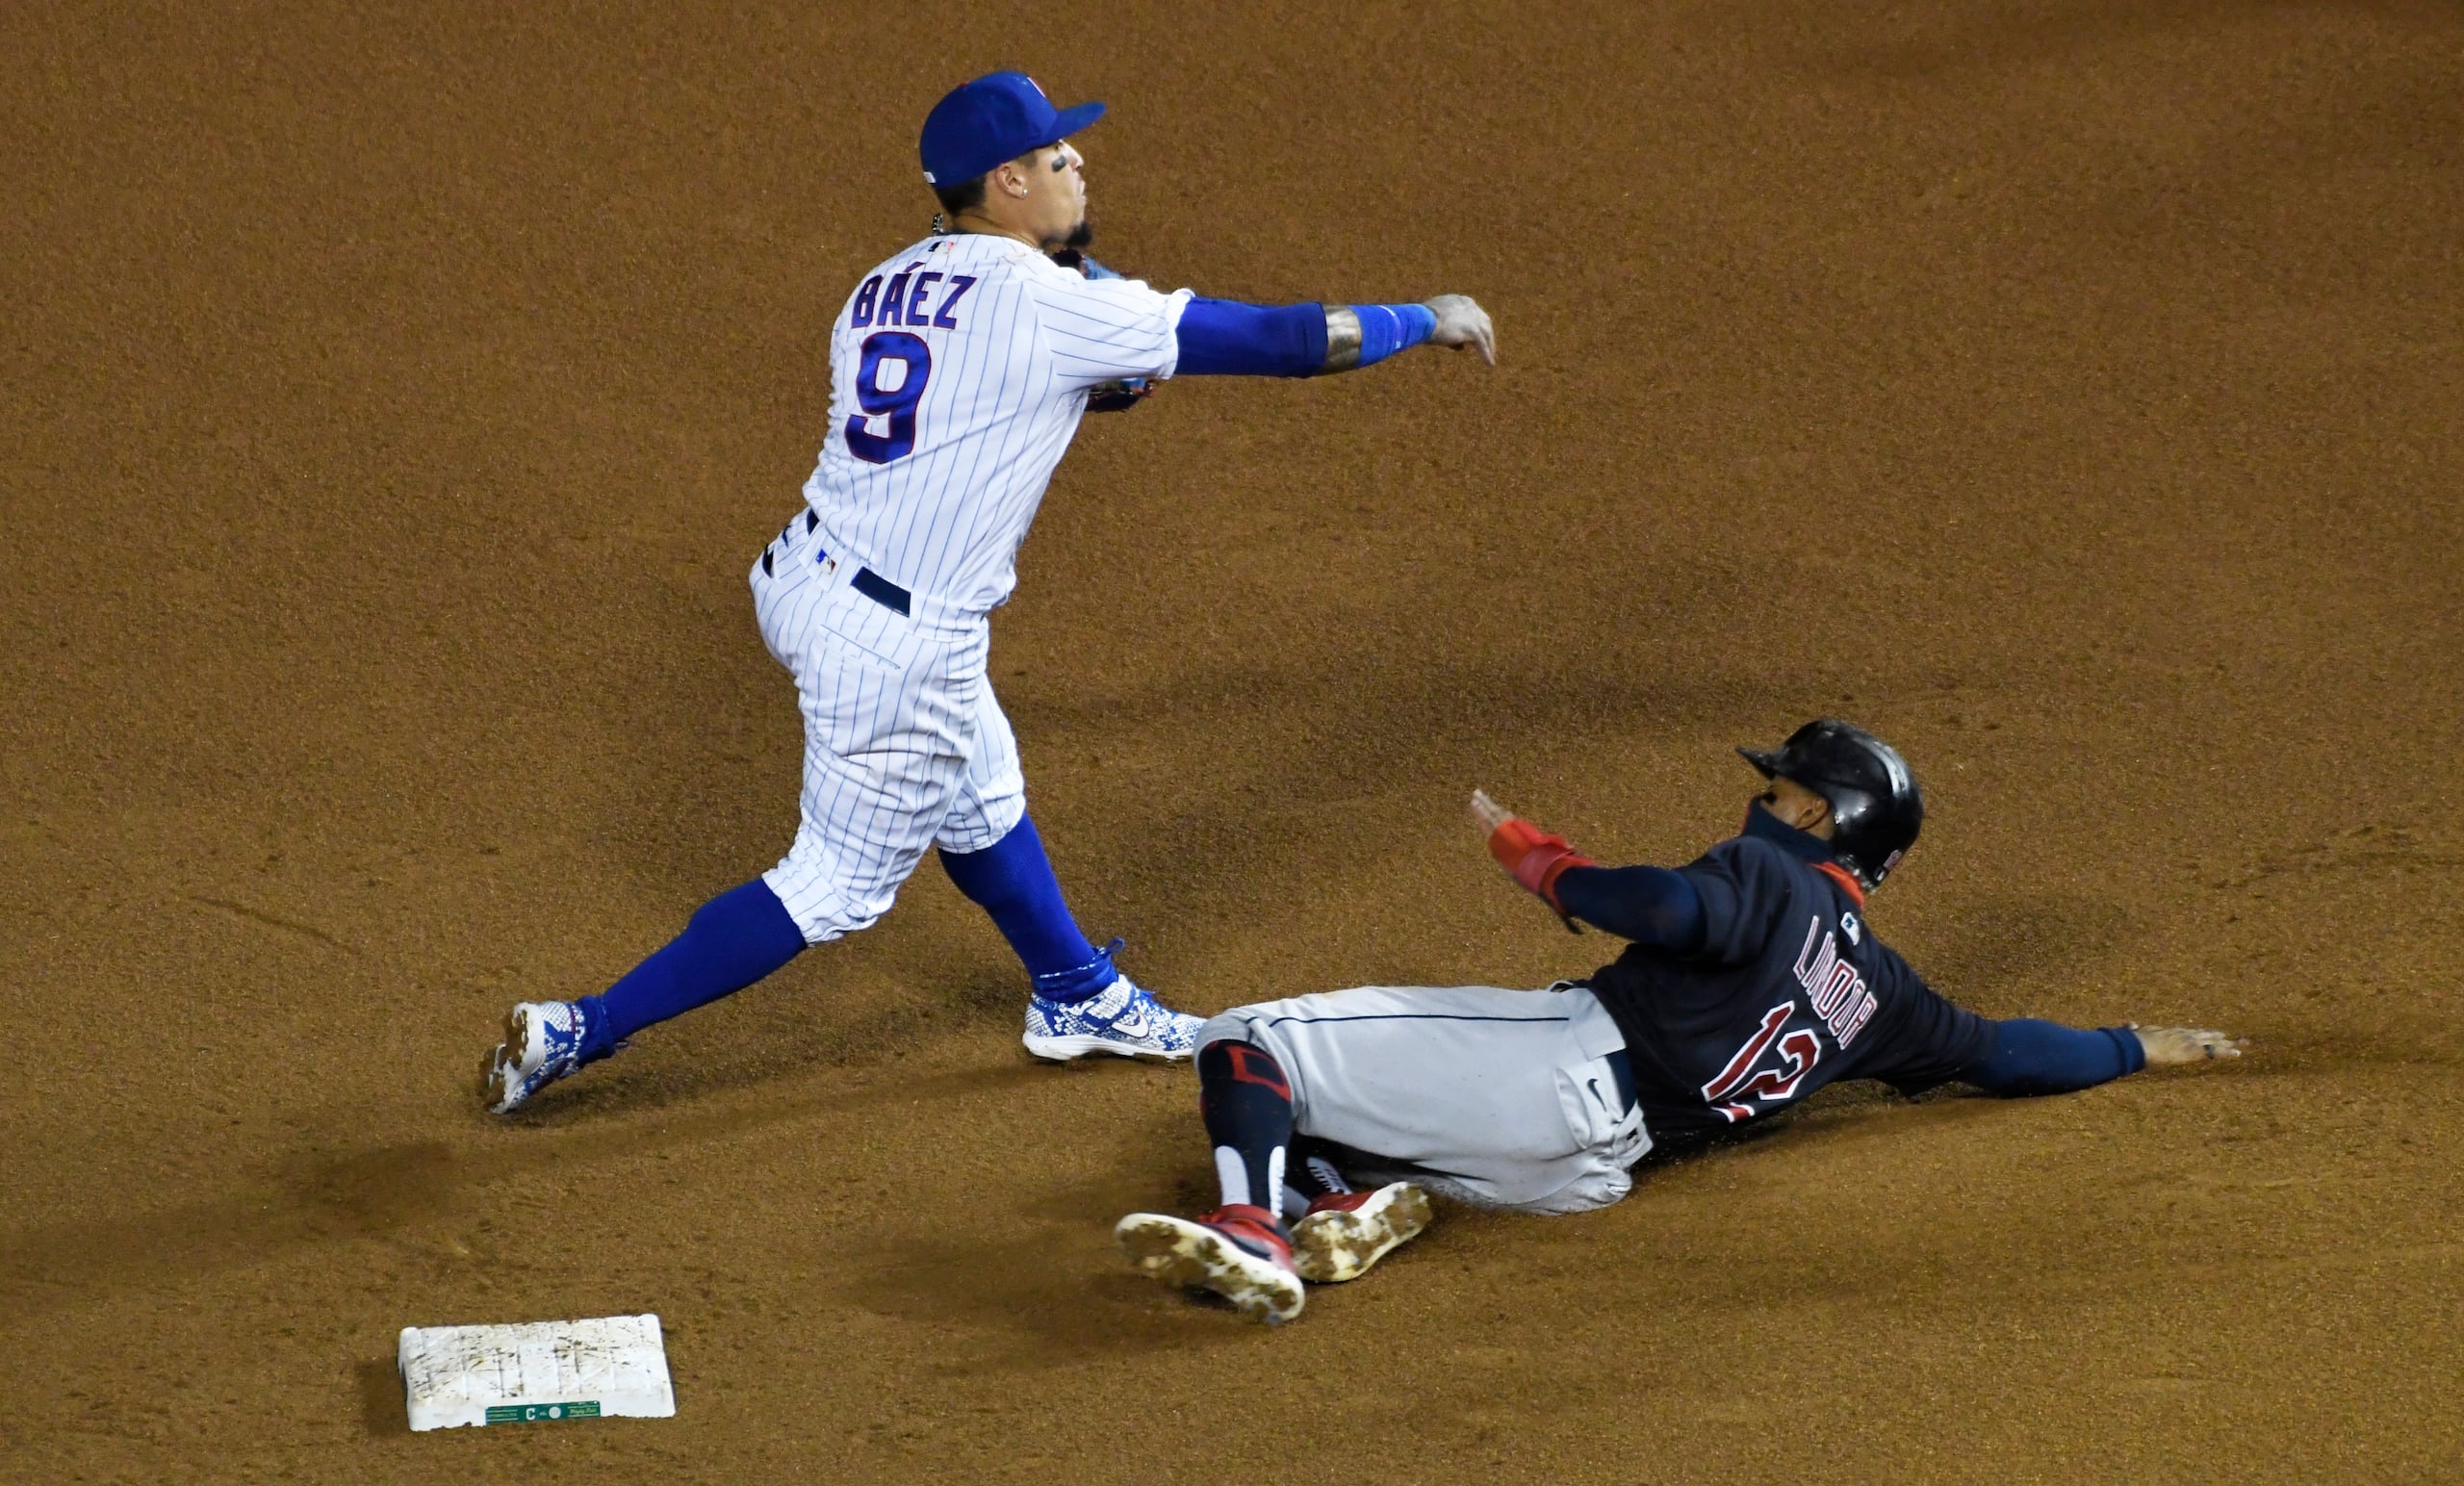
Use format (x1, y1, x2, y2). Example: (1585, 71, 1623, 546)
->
(919, 71, 1106, 187)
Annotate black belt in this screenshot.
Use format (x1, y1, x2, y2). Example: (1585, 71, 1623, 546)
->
(842, 561, 911, 616)
(760, 513, 911, 617)
(1605, 1046, 1639, 1115)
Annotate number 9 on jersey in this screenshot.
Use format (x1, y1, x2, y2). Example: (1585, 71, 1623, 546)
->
(848, 331, 933, 465)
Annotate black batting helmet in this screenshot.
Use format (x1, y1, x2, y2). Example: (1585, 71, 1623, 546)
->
(1737, 719, 1923, 890)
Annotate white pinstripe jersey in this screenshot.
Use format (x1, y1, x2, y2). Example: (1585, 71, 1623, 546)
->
(800, 233, 1193, 618)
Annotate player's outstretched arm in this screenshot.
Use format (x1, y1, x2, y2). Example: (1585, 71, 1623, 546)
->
(1959, 1017, 2242, 1097)
(1175, 295, 1497, 378)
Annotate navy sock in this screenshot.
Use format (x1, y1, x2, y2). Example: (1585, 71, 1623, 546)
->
(937, 815, 1116, 1002)
(1198, 1040, 1294, 1219)
(576, 878, 808, 1061)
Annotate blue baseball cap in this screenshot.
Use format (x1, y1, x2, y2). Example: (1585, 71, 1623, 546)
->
(919, 72, 1105, 188)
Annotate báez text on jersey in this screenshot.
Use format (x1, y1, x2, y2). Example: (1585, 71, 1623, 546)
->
(851, 263, 978, 330)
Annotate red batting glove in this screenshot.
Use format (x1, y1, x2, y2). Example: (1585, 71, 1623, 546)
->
(1486, 816, 1597, 916)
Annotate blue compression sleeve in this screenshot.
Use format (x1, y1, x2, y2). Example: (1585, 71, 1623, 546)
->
(1175, 298, 1326, 376)
(938, 814, 1117, 1002)
(579, 877, 808, 1058)
(1354, 303, 1437, 367)
(1173, 298, 1438, 376)
(1963, 1019, 2147, 1096)
(1551, 864, 1707, 953)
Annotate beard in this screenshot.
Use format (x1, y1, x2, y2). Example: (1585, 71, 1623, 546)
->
(1033, 217, 1093, 253)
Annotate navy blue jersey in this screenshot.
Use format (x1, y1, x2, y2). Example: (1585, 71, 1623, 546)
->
(1583, 823, 1992, 1140)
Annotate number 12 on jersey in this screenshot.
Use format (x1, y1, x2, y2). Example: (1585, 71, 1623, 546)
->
(1701, 1002, 1822, 1124)
(847, 331, 932, 464)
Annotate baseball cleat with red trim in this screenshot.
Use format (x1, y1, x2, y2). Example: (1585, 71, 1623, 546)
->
(1115, 1203, 1305, 1324)
(1290, 1181, 1432, 1284)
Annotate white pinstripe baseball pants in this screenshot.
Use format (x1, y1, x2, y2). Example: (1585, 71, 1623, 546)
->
(751, 516, 1026, 944)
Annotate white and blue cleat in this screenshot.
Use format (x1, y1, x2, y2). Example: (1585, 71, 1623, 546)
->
(482, 978, 1191, 1109)
(1023, 975, 1203, 1062)
(480, 1001, 591, 1114)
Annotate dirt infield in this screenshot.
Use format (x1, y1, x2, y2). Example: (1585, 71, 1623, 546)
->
(5, 1, 2461, 1480)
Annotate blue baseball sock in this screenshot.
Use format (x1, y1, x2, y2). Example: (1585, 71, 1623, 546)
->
(938, 814, 1117, 1003)
(576, 877, 808, 1061)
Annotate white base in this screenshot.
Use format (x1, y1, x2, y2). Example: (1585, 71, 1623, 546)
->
(398, 1314, 676, 1431)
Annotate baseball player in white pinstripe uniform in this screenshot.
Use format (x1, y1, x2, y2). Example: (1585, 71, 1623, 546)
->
(483, 70, 1496, 1114)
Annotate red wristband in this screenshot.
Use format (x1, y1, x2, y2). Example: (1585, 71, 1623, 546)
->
(1487, 817, 1596, 912)
(1533, 851, 1594, 910)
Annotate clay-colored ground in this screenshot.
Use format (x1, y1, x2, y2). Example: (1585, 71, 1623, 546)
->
(6, 1, 2461, 1480)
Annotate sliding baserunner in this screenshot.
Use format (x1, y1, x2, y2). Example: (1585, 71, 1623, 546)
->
(1117, 720, 2240, 1322)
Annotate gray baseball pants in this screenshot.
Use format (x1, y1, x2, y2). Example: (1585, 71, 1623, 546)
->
(1196, 983, 1654, 1216)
